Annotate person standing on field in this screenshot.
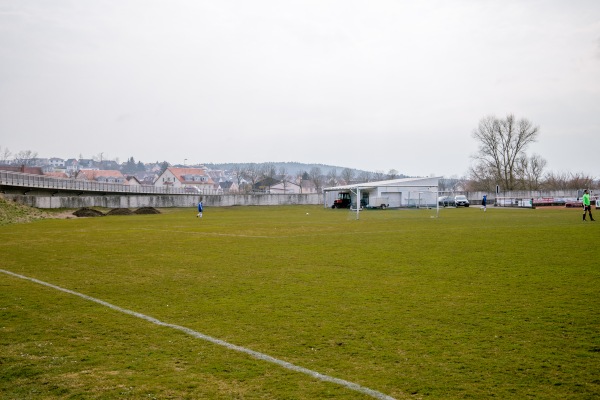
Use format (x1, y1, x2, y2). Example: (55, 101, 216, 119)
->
(582, 190, 594, 221)
(197, 200, 203, 218)
(481, 194, 487, 212)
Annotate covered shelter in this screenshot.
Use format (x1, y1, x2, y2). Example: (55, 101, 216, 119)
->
(323, 177, 440, 219)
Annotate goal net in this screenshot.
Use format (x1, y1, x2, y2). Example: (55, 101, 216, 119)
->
(406, 190, 438, 209)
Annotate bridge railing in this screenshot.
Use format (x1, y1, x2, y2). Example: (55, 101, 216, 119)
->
(0, 171, 221, 195)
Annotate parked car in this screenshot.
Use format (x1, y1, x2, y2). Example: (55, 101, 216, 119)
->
(454, 195, 470, 207)
(438, 196, 455, 207)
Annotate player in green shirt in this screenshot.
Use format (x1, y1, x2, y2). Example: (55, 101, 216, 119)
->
(582, 189, 595, 221)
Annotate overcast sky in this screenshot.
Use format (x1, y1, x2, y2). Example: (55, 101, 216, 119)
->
(1, 1, 599, 177)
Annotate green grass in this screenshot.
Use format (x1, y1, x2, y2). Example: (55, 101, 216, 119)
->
(1, 205, 599, 399)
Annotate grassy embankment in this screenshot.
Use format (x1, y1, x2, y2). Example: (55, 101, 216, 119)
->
(0, 196, 49, 226)
(1, 203, 599, 399)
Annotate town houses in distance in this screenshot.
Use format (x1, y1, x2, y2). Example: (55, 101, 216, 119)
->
(0, 157, 336, 195)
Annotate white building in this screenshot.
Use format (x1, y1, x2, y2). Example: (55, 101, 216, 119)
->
(273, 180, 302, 194)
(323, 177, 440, 209)
(48, 157, 65, 168)
(154, 167, 218, 193)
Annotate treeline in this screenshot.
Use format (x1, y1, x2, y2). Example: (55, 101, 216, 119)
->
(468, 114, 597, 192)
(467, 170, 597, 192)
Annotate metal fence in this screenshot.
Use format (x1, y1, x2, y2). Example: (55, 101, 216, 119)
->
(0, 170, 222, 195)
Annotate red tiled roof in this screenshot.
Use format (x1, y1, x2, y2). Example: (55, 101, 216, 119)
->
(77, 170, 125, 180)
(167, 167, 214, 184)
(44, 171, 69, 179)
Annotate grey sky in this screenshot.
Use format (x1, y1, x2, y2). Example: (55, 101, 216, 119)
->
(1, 0, 598, 177)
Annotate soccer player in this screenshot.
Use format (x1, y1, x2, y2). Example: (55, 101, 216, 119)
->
(582, 190, 595, 221)
(197, 200, 203, 218)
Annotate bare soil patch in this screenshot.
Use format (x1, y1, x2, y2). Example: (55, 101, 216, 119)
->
(106, 208, 135, 216)
(134, 207, 161, 214)
(73, 208, 105, 217)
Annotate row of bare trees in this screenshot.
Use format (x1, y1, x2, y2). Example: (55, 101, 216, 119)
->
(466, 170, 597, 192)
(0, 147, 38, 166)
(225, 162, 403, 193)
(469, 115, 596, 191)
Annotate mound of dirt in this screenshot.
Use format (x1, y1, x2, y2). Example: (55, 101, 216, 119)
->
(134, 207, 161, 214)
(73, 208, 105, 217)
(106, 208, 134, 215)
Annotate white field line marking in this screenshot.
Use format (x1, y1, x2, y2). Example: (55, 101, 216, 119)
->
(1, 269, 397, 400)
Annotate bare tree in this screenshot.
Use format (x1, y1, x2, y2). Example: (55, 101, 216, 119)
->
(257, 163, 277, 192)
(13, 150, 38, 166)
(439, 177, 464, 192)
(243, 164, 260, 192)
(373, 170, 386, 181)
(278, 166, 287, 178)
(0, 146, 11, 163)
(565, 172, 595, 190)
(387, 169, 399, 179)
(279, 166, 289, 193)
(517, 153, 547, 190)
(468, 160, 497, 192)
(341, 168, 354, 185)
(261, 163, 276, 180)
(541, 170, 596, 191)
(542, 171, 569, 190)
(470, 115, 541, 191)
(357, 170, 372, 182)
(326, 168, 337, 187)
(231, 164, 245, 192)
(309, 167, 323, 192)
(295, 171, 307, 193)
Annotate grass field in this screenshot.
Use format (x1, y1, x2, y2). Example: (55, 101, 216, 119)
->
(1, 205, 599, 399)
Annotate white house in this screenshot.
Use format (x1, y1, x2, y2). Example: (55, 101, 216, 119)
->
(48, 157, 65, 168)
(269, 180, 302, 194)
(65, 159, 79, 175)
(154, 167, 217, 192)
